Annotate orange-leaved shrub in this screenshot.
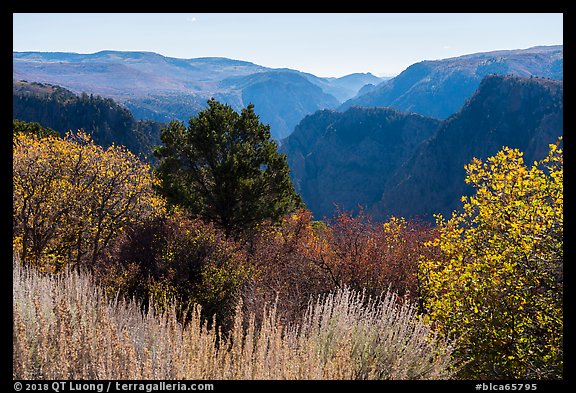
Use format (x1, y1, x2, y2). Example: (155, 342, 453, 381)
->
(244, 209, 331, 325)
(304, 209, 439, 301)
(244, 208, 438, 325)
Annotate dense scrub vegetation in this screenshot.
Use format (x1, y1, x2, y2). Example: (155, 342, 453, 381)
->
(12, 111, 563, 380)
(13, 131, 163, 272)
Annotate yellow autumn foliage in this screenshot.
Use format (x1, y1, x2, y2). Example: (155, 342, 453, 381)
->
(420, 140, 563, 379)
(13, 131, 165, 272)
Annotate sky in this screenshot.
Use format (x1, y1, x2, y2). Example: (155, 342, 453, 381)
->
(13, 13, 563, 78)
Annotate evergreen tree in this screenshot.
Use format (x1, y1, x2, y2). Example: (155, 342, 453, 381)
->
(153, 98, 302, 236)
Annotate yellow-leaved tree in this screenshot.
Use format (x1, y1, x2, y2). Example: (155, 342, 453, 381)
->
(13, 131, 164, 272)
(420, 141, 563, 379)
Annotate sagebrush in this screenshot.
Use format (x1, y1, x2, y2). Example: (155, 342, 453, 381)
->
(13, 258, 456, 380)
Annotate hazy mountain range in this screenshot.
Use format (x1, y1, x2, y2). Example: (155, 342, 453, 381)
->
(14, 46, 561, 141)
(13, 45, 563, 222)
(339, 45, 562, 119)
(13, 50, 384, 139)
(282, 74, 563, 221)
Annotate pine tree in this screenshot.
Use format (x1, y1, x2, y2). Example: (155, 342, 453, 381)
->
(153, 98, 302, 236)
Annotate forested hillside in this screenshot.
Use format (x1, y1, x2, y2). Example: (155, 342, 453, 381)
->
(13, 80, 162, 160)
(373, 75, 563, 220)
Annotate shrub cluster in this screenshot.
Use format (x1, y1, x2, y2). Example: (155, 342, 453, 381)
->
(99, 206, 433, 335)
(420, 143, 563, 379)
(245, 209, 437, 325)
(12, 122, 563, 380)
(13, 131, 163, 272)
(98, 209, 253, 332)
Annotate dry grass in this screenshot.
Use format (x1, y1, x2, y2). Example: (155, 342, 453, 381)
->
(13, 258, 456, 380)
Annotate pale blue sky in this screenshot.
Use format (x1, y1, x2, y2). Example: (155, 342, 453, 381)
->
(13, 13, 563, 78)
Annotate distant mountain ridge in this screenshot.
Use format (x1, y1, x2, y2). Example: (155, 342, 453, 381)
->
(13, 51, 268, 95)
(339, 45, 563, 120)
(282, 74, 563, 221)
(13, 50, 384, 140)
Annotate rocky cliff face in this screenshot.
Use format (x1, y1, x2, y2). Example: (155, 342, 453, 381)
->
(371, 75, 563, 221)
(283, 75, 562, 222)
(281, 107, 441, 219)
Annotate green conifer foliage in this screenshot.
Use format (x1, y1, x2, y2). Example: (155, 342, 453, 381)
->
(154, 99, 302, 236)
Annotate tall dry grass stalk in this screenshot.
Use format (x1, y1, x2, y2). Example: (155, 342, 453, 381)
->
(13, 258, 456, 380)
